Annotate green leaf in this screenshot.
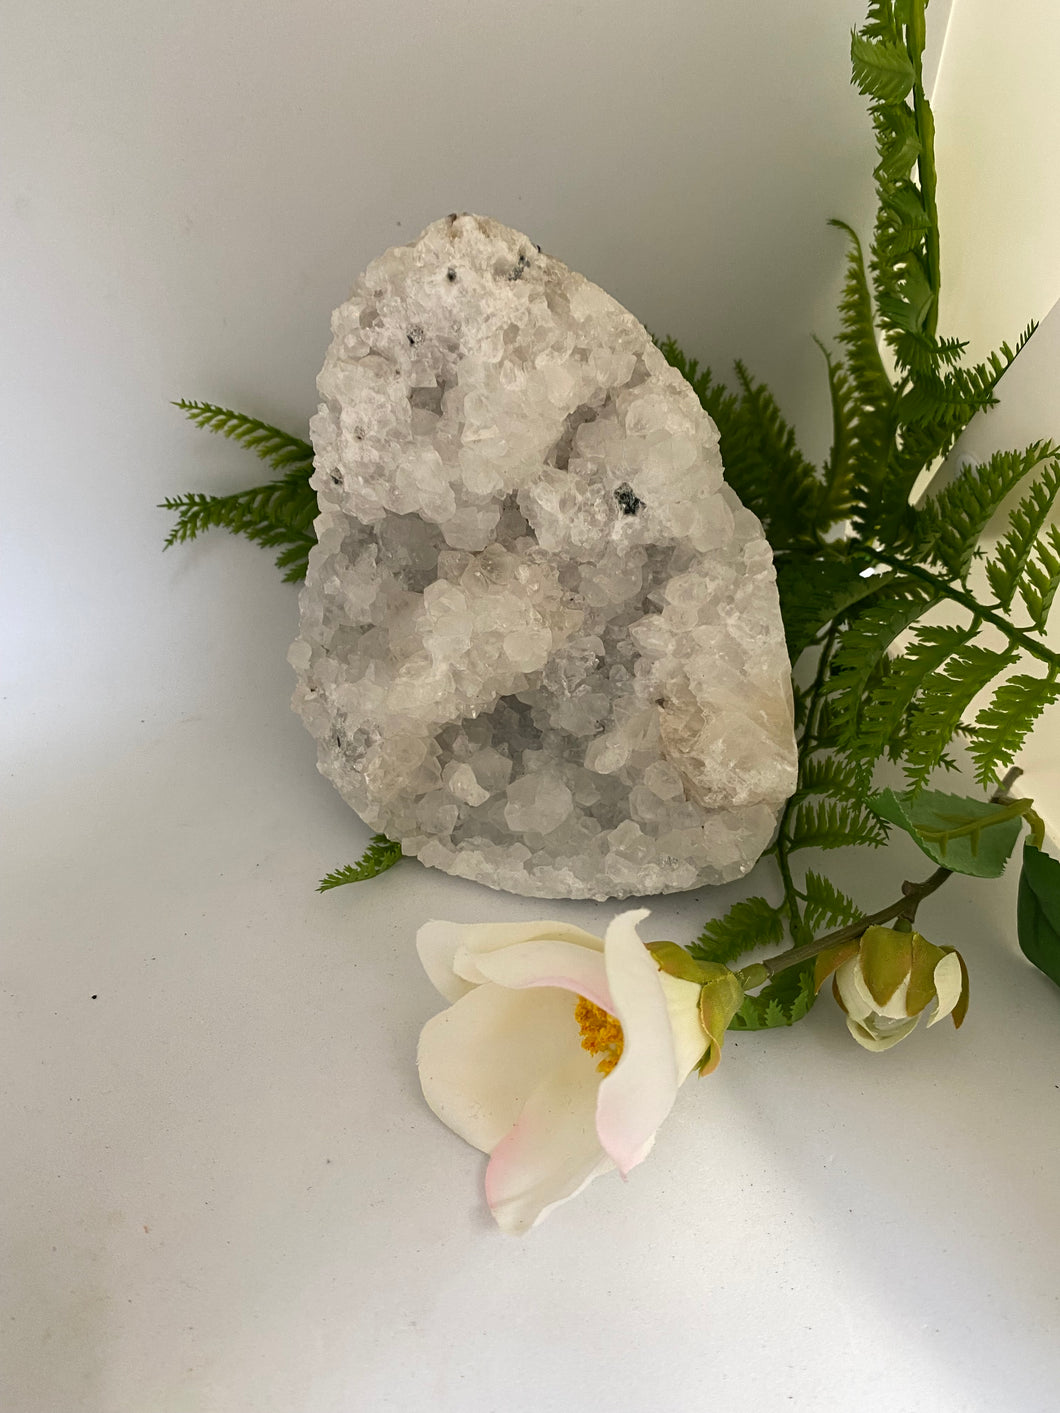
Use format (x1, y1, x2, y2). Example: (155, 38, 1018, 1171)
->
(850, 32, 915, 103)
(318, 835, 403, 891)
(854, 623, 975, 766)
(984, 460, 1060, 609)
(774, 553, 885, 663)
(802, 870, 863, 935)
(729, 966, 817, 1031)
(691, 896, 783, 967)
(826, 581, 935, 749)
(1017, 843, 1060, 988)
(969, 673, 1060, 786)
(1018, 525, 1060, 631)
(164, 403, 319, 582)
(868, 788, 1024, 878)
(902, 644, 1018, 791)
(917, 442, 1057, 581)
(787, 799, 889, 852)
(174, 400, 315, 472)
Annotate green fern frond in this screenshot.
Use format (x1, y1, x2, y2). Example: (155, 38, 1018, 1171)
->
(787, 799, 889, 852)
(161, 467, 318, 581)
(855, 623, 976, 766)
(317, 835, 403, 891)
(796, 756, 866, 803)
(813, 337, 857, 523)
(728, 361, 825, 547)
(729, 967, 816, 1031)
(849, 31, 915, 104)
(825, 582, 935, 747)
(164, 403, 319, 581)
(918, 442, 1057, 580)
(903, 644, 1019, 791)
(984, 460, 1060, 610)
(174, 400, 315, 472)
(801, 870, 864, 935)
(773, 553, 886, 663)
(1019, 525, 1060, 631)
(828, 220, 892, 412)
(968, 673, 1060, 787)
(691, 896, 784, 966)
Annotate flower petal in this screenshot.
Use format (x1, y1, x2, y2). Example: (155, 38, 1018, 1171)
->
(470, 940, 612, 1011)
(926, 950, 964, 1026)
(418, 983, 584, 1152)
(658, 972, 710, 1080)
(416, 919, 604, 1002)
(595, 909, 681, 1177)
(485, 1052, 610, 1235)
(835, 956, 877, 1023)
(845, 1014, 919, 1052)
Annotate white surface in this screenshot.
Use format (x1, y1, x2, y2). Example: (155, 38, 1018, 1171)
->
(933, 0, 1060, 361)
(3, 1, 1060, 1410)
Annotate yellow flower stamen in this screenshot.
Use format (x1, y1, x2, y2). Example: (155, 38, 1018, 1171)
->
(574, 996, 624, 1075)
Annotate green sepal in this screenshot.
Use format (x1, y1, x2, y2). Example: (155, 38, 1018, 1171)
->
(867, 788, 1024, 878)
(1017, 843, 1060, 989)
(646, 942, 732, 986)
(697, 971, 746, 1074)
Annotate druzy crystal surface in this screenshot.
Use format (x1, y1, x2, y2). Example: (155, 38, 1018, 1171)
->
(290, 215, 797, 899)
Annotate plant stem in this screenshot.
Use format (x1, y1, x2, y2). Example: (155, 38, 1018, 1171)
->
(866, 550, 1060, 669)
(758, 866, 951, 980)
(907, 0, 940, 337)
(753, 767, 1027, 983)
(773, 624, 841, 935)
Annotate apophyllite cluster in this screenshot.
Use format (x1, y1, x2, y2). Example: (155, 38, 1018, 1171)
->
(290, 214, 797, 900)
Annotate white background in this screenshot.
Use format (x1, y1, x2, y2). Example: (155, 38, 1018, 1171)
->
(2, 2, 1059, 1411)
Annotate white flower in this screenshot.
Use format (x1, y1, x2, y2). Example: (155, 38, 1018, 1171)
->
(415, 909, 712, 1234)
(816, 925, 969, 1053)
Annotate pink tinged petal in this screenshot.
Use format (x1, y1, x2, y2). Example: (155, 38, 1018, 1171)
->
(846, 1014, 919, 1052)
(927, 951, 964, 1026)
(418, 983, 584, 1153)
(416, 919, 605, 1001)
(485, 1052, 609, 1235)
(471, 940, 613, 1012)
(595, 909, 681, 1177)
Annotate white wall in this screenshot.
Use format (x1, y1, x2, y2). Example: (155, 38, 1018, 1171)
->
(932, 0, 1060, 361)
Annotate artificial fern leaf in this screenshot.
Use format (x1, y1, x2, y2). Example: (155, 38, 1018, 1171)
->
(918, 442, 1057, 580)
(318, 835, 403, 891)
(787, 799, 889, 852)
(691, 896, 784, 966)
(161, 467, 318, 581)
(826, 582, 935, 747)
(728, 362, 825, 547)
(849, 32, 915, 103)
(801, 870, 863, 935)
(968, 673, 1060, 786)
(773, 553, 885, 662)
(902, 644, 1018, 791)
(174, 400, 315, 473)
(854, 623, 976, 766)
(984, 460, 1060, 610)
(813, 337, 856, 523)
(729, 966, 816, 1031)
(828, 221, 892, 411)
(1019, 526, 1060, 631)
(796, 755, 866, 803)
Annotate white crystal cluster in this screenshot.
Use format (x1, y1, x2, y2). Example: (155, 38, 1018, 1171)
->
(290, 215, 797, 900)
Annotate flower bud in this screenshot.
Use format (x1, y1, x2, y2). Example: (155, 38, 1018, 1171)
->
(814, 925, 968, 1052)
